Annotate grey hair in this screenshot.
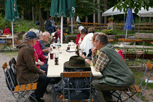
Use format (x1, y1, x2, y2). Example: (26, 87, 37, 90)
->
(22, 32, 33, 42)
(96, 34, 108, 45)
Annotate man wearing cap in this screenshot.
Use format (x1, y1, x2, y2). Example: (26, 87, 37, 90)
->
(89, 34, 135, 102)
(16, 31, 49, 102)
(75, 26, 84, 45)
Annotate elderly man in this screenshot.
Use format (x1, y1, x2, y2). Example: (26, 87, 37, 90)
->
(90, 34, 135, 102)
(33, 31, 51, 64)
(16, 31, 49, 102)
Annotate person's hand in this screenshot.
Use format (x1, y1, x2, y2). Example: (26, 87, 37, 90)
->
(37, 61, 44, 66)
(46, 47, 52, 52)
(42, 70, 46, 75)
(85, 59, 92, 65)
(45, 56, 48, 59)
(92, 47, 97, 56)
(80, 53, 86, 59)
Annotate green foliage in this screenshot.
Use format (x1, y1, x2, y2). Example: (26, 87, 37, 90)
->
(115, 0, 153, 14)
(0, 13, 11, 29)
(14, 20, 39, 33)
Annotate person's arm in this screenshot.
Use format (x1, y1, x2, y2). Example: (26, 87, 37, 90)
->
(23, 48, 44, 74)
(92, 51, 109, 72)
(33, 42, 46, 63)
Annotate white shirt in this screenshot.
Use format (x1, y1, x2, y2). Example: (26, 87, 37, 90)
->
(80, 33, 93, 56)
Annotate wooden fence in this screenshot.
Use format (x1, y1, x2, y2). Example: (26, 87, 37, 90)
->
(65, 21, 153, 32)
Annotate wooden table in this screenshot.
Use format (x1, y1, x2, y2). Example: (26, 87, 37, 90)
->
(47, 44, 102, 78)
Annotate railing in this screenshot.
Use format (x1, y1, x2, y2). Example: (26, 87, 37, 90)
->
(63, 21, 153, 32)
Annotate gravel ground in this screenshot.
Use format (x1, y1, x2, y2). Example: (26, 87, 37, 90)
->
(0, 53, 152, 102)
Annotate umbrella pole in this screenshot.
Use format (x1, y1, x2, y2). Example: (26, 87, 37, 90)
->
(11, 21, 15, 48)
(61, 16, 63, 44)
(125, 29, 127, 39)
(71, 17, 73, 34)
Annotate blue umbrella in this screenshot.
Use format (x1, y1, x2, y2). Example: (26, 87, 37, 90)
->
(124, 8, 135, 39)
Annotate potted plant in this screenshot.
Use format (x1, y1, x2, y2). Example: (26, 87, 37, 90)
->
(108, 17, 114, 23)
(102, 29, 117, 35)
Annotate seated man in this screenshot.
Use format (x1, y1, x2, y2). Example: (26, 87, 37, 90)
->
(16, 31, 49, 102)
(88, 34, 135, 102)
(39, 31, 51, 56)
(33, 32, 51, 64)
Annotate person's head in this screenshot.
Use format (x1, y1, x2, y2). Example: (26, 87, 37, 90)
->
(55, 26, 60, 31)
(50, 16, 54, 20)
(81, 29, 87, 38)
(24, 31, 38, 46)
(95, 34, 108, 50)
(88, 27, 95, 33)
(29, 28, 43, 39)
(78, 26, 84, 33)
(92, 33, 99, 46)
(42, 31, 50, 42)
(5, 26, 8, 29)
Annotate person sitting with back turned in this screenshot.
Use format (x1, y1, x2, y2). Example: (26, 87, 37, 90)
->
(45, 18, 54, 34)
(88, 34, 135, 102)
(3, 26, 11, 35)
(16, 31, 49, 102)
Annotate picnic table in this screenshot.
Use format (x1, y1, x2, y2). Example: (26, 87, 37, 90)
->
(0, 36, 12, 51)
(47, 43, 102, 78)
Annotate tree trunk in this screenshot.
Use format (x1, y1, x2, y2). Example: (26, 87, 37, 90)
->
(38, 4, 44, 31)
(104, 0, 107, 24)
(32, 7, 34, 22)
(97, 0, 101, 24)
(85, 16, 88, 23)
(93, 0, 96, 24)
(21, 10, 24, 21)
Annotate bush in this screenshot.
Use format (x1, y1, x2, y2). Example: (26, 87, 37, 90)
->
(0, 13, 39, 33)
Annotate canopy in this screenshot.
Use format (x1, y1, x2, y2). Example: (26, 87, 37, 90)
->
(5, 0, 19, 48)
(102, 6, 153, 17)
(102, 6, 135, 16)
(137, 7, 153, 17)
(50, 0, 75, 44)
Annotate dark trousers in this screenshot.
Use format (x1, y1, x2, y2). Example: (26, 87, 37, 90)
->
(40, 64, 48, 74)
(92, 79, 129, 102)
(34, 74, 49, 98)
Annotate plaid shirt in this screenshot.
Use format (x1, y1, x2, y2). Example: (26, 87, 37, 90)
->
(92, 51, 109, 72)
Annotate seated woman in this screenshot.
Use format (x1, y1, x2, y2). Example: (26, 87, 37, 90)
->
(3, 26, 11, 35)
(75, 26, 84, 45)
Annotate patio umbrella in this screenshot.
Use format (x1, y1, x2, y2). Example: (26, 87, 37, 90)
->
(124, 8, 135, 39)
(50, 0, 75, 44)
(5, 0, 19, 48)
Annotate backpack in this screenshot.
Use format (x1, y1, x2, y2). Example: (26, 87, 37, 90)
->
(54, 68, 91, 100)
(5, 58, 18, 91)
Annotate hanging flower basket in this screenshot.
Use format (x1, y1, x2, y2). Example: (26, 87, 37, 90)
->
(108, 17, 114, 23)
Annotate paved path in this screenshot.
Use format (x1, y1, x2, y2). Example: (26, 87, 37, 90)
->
(0, 54, 16, 102)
